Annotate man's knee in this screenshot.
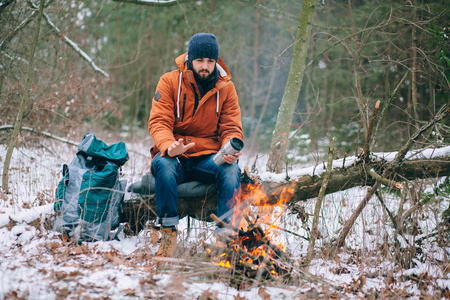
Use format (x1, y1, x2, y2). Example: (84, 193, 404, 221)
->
(152, 155, 179, 178)
(218, 163, 241, 185)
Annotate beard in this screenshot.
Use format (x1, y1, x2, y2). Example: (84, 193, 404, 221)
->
(193, 68, 215, 83)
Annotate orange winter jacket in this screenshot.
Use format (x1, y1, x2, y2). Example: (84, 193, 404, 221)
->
(148, 53, 244, 158)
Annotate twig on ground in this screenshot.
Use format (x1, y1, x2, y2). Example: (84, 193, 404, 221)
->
(271, 225, 309, 241)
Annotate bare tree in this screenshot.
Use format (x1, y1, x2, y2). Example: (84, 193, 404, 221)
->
(2, 0, 45, 193)
(266, 0, 316, 173)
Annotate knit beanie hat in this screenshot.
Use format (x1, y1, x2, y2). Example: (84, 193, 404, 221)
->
(188, 33, 219, 63)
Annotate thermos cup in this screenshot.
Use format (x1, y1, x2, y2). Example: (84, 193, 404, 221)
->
(213, 137, 244, 165)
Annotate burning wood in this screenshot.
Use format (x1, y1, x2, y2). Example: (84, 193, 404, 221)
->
(203, 213, 292, 286)
(202, 180, 298, 287)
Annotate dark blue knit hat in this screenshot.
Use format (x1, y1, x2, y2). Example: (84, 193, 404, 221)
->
(188, 33, 219, 62)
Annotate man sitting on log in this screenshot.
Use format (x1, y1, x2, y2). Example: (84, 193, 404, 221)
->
(148, 33, 244, 258)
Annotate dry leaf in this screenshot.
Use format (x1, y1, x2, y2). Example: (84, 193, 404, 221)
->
(46, 241, 60, 251)
(355, 275, 366, 289)
(0, 192, 8, 201)
(386, 270, 395, 285)
(165, 275, 186, 296)
(395, 183, 404, 189)
(234, 294, 246, 300)
(332, 266, 350, 275)
(56, 246, 68, 254)
(69, 245, 84, 255)
(122, 288, 137, 295)
(150, 227, 160, 246)
(199, 289, 218, 300)
(27, 219, 42, 232)
(258, 287, 271, 300)
(6, 217, 18, 230)
(5, 291, 25, 300)
(105, 251, 125, 265)
(91, 259, 105, 267)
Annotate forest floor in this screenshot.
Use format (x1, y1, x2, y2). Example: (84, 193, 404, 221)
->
(0, 135, 449, 299)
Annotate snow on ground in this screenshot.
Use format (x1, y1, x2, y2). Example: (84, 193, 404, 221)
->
(0, 137, 449, 299)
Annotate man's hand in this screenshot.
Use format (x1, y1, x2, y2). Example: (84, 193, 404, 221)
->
(222, 151, 242, 164)
(167, 138, 195, 157)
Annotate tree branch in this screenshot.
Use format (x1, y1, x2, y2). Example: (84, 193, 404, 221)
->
(388, 106, 449, 171)
(113, 0, 193, 7)
(0, 10, 37, 51)
(305, 137, 335, 266)
(364, 100, 380, 157)
(367, 168, 403, 189)
(0, 0, 15, 14)
(0, 125, 152, 158)
(28, 1, 109, 78)
(0, 125, 79, 146)
(371, 71, 409, 150)
(334, 106, 450, 250)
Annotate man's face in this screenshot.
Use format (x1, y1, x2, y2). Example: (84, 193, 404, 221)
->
(192, 58, 216, 82)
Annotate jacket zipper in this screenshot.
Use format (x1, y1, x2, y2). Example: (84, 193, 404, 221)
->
(181, 94, 186, 121)
(191, 83, 200, 116)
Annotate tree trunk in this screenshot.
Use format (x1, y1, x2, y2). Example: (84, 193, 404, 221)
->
(411, 0, 420, 125)
(348, 0, 368, 138)
(266, 0, 316, 173)
(122, 154, 450, 234)
(144, 15, 152, 126)
(248, 3, 261, 153)
(1, 0, 45, 193)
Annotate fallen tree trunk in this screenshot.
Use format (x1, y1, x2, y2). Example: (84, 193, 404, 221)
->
(121, 155, 450, 234)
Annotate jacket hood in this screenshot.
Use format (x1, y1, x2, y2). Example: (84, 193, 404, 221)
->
(175, 52, 232, 81)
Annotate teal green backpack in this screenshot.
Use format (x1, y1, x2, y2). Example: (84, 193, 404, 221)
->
(53, 133, 129, 242)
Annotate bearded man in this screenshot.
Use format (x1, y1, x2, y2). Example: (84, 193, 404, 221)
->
(148, 33, 244, 258)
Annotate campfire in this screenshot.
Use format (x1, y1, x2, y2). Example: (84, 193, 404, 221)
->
(203, 177, 297, 287)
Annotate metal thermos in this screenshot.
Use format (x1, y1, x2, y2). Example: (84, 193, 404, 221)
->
(213, 137, 244, 165)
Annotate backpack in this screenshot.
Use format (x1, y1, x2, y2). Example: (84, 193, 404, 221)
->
(53, 133, 129, 243)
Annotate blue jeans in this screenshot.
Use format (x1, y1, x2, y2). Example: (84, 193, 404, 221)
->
(152, 153, 241, 227)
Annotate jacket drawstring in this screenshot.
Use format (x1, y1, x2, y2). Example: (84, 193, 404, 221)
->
(177, 71, 183, 120)
(177, 70, 220, 119)
(216, 90, 219, 116)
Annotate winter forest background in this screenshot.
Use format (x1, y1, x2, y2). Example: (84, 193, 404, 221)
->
(1, 0, 450, 299)
(1, 0, 448, 155)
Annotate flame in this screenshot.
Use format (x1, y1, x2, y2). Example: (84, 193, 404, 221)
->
(231, 180, 297, 244)
(210, 180, 296, 276)
(217, 260, 231, 268)
(212, 254, 232, 268)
